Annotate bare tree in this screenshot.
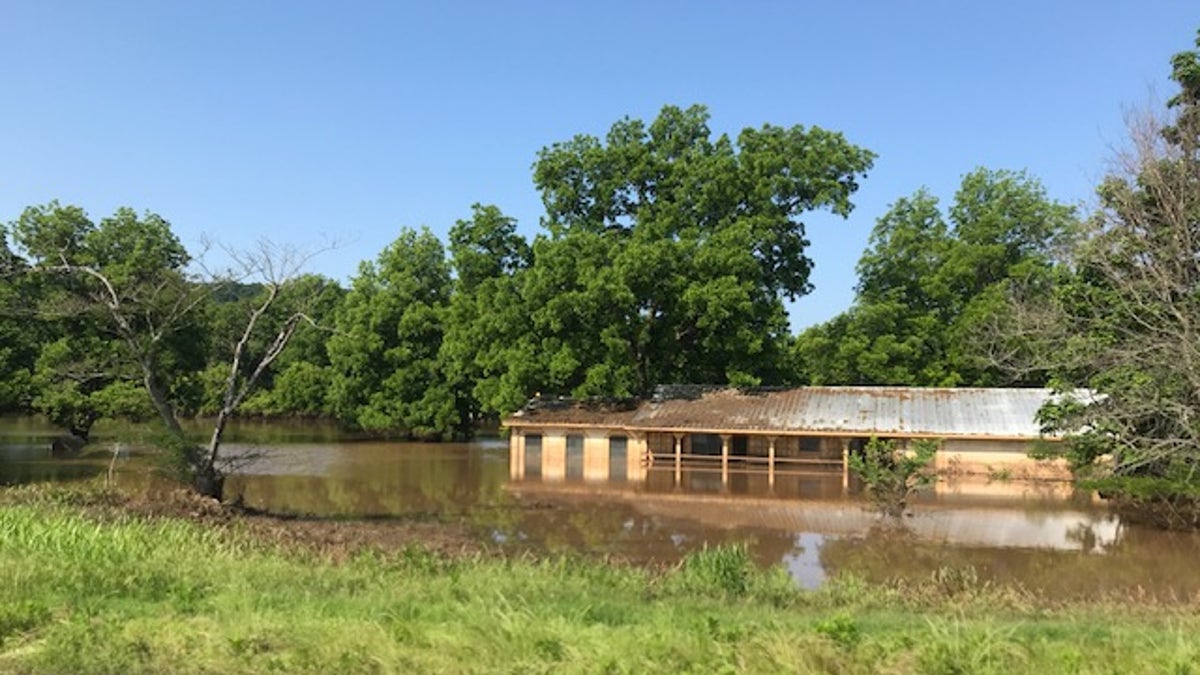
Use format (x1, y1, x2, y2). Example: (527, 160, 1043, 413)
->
(194, 240, 327, 497)
(989, 35, 1200, 514)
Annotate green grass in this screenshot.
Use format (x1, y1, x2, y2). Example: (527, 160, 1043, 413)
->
(1, 485, 1198, 673)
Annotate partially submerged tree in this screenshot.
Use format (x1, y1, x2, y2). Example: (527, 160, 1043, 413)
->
(847, 437, 938, 518)
(1001, 31, 1200, 522)
(195, 241, 327, 495)
(5, 203, 325, 498)
(328, 227, 465, 438)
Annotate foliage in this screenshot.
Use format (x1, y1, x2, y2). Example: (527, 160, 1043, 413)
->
(201, 275, 342, 418)
(464, 104, 874, 410)
(6, 203, 207, 438)
(440, 203, 532, 419)
(847, 437, 938, 517)
(1001, 30, 1200, 509)
(0, 231, 39, 411)
(4, 203, 329, 498)
(328, 227, 465, 438)
(795, 169, 1077, 387)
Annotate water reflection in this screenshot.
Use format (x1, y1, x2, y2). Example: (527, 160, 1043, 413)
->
(4, 421, 1200, 600)
(504, 469, 1200, 599)
(221, 440, 510, 517)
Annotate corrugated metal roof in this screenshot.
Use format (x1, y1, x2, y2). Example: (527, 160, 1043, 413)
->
(508, 387, 1089, 439)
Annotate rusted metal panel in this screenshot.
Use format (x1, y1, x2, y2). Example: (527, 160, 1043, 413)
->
(507, 387, 1091, 440)
(631, 387, 1081, 439)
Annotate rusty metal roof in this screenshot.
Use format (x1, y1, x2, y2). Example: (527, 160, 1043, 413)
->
(508, 387, 1088, 439)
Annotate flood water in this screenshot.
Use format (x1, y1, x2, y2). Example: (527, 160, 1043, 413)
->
(4, 417, 1200, 600)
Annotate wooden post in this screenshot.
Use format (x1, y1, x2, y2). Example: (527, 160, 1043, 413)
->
(673, 433, 683, 487)
(721, 434, 731, 487)
(841, 438, 851, 490)
(767, 436, 777, 489)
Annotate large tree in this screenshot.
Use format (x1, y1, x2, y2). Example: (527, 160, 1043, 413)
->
(795, 168, 1076, 386)
(440, 204, 532, 420)
(328, 227, 465, 438)
(475, 104, 874, 405)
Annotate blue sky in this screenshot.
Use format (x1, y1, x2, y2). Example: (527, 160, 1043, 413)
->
(1, 2, 1195, 330)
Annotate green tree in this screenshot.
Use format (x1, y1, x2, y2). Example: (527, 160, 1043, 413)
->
(501, 104, 874, 403)
(795, 169, 1076, 386)
(9, 203, 206, 436)
(847, 437, 938, 518)
(0, 229, 40, 411)
(28, 336, 155, 442)
(441, 204, 532, 420)
(328, 227, 464, 438)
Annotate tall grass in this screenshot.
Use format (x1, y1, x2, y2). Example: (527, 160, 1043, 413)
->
(1, 488, 1197, 673)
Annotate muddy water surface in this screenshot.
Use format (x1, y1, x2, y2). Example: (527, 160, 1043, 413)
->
(4, 417, 1200, 600)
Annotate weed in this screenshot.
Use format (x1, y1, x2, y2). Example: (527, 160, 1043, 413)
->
(919, 616, 1028, 674)
(0, 601, 51, 645)
(813, 613, 861, 648)
(848, 437, 937, 517)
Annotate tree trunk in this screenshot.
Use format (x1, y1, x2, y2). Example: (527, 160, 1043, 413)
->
(50, 434, 87, 458)
(193, 463, 225, 500)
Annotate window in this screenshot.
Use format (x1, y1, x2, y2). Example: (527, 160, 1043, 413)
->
(691, 433, 723, 456)
(525, 434, 542, 478)
(731, 435, 748, 456)
(566, 434, 584, 480)
(609, 436, 628, 481)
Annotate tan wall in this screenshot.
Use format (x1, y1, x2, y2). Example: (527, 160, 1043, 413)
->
(513, 426, 645, 482)
(541, 431, 566, 480)
(647, 432, 674, 455)
(771, 436, 844, 459)
(937, 439, 1069, 480)
(509, 431, 523, 479)
(583, 430, 610, 481)
(628, 434, 648, 481)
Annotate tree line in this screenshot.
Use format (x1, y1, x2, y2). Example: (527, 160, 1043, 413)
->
(2, 31, 1199, 507)
(0, 103, 881, 445)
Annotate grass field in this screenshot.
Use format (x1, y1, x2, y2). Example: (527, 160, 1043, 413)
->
(1, 483, 1197, 674)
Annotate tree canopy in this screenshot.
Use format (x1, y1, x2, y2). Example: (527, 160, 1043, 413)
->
(328, 227, 465, 438)
(794, 169, 1077, 387)
(468, 104, 876, 407)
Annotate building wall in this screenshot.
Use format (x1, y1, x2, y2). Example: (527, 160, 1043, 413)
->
(509, 426, 650, 481)
(583, 430, 610, 481)
(512, 426, 1069, 482)
(541, 431, 566, 480)
(937, 438, 1069, 480)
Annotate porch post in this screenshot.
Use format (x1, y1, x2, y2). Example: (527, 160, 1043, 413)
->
(673, 433, 683, 487)
(841, 438, 851, 490)
(767, 436, 777, 488)
(720, 434, 731, 486)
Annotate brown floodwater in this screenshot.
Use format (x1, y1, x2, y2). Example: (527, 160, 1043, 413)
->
(4, 416, 1200, 600)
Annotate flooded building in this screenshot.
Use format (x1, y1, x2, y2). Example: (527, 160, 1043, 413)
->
(504, 386, 1080, 485)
